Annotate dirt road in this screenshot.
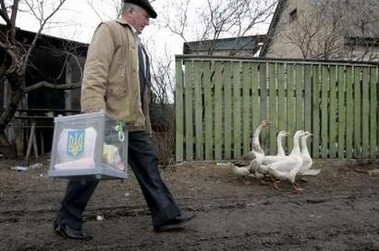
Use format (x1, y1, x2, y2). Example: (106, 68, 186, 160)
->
(1, 159, 379, 251)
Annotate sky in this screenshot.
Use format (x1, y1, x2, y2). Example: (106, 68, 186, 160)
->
(12, 0, 192, 56)
(2, 0, 273, 103)
(9, 0, 272, 58)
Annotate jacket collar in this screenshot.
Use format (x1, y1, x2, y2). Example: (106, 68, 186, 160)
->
(115, 18, 139, 37)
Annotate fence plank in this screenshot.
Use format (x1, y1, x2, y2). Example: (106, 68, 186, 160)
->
(204, 62, 213, 160)
(286, 64, 297, 151)
(214, 62, 223, 160)
(175, 60, 184, 161)
(303, 65, 314, 155)
(224, 62, 232, 159)
(362, 67, 370, 158)
(184, 61, 194, 160)
(233, 62, 242, 158)
(329, 66, 337, 158)
(278, 63, 286, 132)
(304, 65, 312, 154)
(370, 67, 378, 158)
(320, 65, 329, 158)
(295, 64, 305, 130)
(194, 61, 204, 160)
(345, 66, 354, 159)
(311, 65, 320, 157)
(259, 63, 269, 151)
(337, 66, 346, 158)
(353, 67, 362, 157)
(242, 62, 252, 154)
(268, 63, 277, 154)
(251, 63, 261, 145)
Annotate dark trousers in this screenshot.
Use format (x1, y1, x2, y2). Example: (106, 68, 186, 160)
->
(56, 131, 181, 229)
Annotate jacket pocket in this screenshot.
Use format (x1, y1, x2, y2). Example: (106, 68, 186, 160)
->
(106, 86, 128, 112)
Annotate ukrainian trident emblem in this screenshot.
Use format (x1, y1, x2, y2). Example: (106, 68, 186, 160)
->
(67, 130, 85, 157)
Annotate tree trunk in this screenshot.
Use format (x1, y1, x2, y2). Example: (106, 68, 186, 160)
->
(0, 130, 17, 159)
(0, 64, 26, 159)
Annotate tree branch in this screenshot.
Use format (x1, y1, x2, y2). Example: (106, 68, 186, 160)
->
(25, 81, 81, 93)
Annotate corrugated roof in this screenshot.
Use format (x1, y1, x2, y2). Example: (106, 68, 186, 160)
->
(184, 35, 266, 54)
(0, 24, 89, 56)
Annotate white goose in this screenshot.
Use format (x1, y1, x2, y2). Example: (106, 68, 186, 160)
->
(228, 162, 251, 176)
(299, 131, 321, 177)
(261, 130, 290, 164)
(277, 130, 289, 157)
(252, 130, 289, 179)
(251, 119, 272, 157)
(239, 119, 272, 162)
(246, 120, 273, 180)
(231, 119, 271, 178)
(265, 130, 308, 192)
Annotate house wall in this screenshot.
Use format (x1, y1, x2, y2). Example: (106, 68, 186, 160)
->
(345, 45, 379, 62)
(264, 0, 378, 61)
(265, 0, 311, 58)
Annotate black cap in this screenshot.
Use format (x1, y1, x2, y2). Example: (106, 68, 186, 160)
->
(124, 0, 157, 19)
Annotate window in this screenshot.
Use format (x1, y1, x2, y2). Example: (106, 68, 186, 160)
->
(289, 8, 298, 23)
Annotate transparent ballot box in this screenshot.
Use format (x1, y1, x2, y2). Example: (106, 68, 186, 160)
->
(48, 111, 128, 180)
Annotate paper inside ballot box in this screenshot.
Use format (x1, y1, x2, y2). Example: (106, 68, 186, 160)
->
(54, 127, 125, 171)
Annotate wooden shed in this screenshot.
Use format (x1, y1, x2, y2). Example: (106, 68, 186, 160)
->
(0, 25, 89, 159)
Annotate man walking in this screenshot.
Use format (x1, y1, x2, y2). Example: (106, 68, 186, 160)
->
(54, 0, 195, 240)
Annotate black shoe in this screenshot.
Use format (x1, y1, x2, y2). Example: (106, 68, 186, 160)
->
(154, 212, 196, 232)
(54, 221, 92, 241)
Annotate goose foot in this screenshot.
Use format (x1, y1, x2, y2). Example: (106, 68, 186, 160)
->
(269, 175, 278, 183)
(259, 178, 269, 186)
(273, 180, 281, 190)
(292, 184, 304, 193)
(242, 177, 252, 185)
(300, 177, 308, 183)
(294, 181, 301, 187)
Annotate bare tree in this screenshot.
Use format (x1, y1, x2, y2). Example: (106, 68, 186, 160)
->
(0, 0, 72, 158)
(152, 0, 277, 103)
(149, 50, 174, 104)
(145, 42, 176, 167)
(159, 0, 277, 55)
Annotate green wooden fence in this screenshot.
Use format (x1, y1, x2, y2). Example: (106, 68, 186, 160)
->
(175, 55, 379, 162)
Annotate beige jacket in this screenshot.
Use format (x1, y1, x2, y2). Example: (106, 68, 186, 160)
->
(81, 19, 152, 134)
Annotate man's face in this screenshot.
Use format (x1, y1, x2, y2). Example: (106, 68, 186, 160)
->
(127, 6, 150, 34)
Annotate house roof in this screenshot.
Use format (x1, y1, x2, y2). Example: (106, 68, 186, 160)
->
(0, 24, 89, 56)
(260, 0, 379, 56)
(183, 35, 266, 55)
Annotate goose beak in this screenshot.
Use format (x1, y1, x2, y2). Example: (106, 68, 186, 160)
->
(304, 131, 313, 136)
(262, 119, 272, 126)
